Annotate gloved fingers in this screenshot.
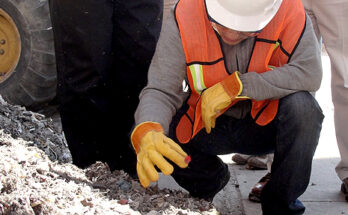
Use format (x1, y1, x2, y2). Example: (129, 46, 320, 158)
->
(216, 98, 232, 111)
(163, 136, 188, 157)
(210, 97, 227, 129)
(206, 96, 231, 132)
(203, 91, 219, 134)
(165, 150, 189, 168)
(152, 132, 183, 171)
(156, 140, 189, 168)
(203, 106, 216, 134)
(141, 153, 159, 182)
(202, 108, 210, 134)
(137, 162, 151, 188)
(201, 98, 209, 132)
(201, 91, 209, 128)
(148, 150, 174, 175)
(204, 116, 212, 134)
(210, 113, 217, 130)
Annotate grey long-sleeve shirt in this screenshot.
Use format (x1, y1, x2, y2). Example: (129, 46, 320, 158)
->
(134, 8, 322, 134)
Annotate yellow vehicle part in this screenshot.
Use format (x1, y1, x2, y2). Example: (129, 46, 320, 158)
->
(0, 8, 21, 83)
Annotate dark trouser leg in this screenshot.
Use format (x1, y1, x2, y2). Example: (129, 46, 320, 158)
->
(169, 92, 323, 213)
(261, 92, 324, 215)
(49, 0, 162, 175)
(48, 0, 130, 175)
(59, 95, 138, 174)
(169, 102, 278, 200)
(112, 0, 163, 89)
(111, 0, 163, 173)
(171, 145, 230, 200)
(49, 0, 120, 168)
(49, 0, 115, 98)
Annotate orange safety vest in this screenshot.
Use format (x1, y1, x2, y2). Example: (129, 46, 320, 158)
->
(174, 0, 306, 144)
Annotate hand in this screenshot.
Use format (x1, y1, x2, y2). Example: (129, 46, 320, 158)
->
(201, 83, 232, 133)
(131, 122, 190, 187)
(201, 72, 247, 133)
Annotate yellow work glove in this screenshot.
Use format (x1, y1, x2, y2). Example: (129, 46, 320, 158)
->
(201, 72, 249, 133)
(131, 122, 190, 188)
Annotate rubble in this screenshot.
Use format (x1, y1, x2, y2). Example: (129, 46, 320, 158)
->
(0, 96, 71, 163)
(0, 96, 219, 214)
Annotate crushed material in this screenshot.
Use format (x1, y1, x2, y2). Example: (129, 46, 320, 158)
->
(0, 96, 218, 214)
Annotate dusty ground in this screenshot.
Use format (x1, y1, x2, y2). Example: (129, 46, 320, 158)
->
(0, 97, 219, 215)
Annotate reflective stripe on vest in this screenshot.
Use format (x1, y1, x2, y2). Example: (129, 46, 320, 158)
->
(189, 64, 206, 94)
(174, 0, 306, 143)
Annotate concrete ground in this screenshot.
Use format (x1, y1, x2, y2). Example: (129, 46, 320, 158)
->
(158, 53, 348, 214)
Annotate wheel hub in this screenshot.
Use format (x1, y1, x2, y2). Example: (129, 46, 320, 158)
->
(0, 8, 21, 82)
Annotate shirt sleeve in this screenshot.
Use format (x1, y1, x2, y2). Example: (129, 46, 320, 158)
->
(134, 8, 188, 134)
(239, 15, 323, 101)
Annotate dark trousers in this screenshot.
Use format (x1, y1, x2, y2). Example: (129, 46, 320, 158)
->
(169, 92, 324, 215)
(49, 0, 163, 175)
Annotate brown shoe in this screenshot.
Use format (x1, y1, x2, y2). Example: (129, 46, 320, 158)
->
(248, 172, 271, 203)
(245, 154, 274, 170)
(341, 178, 348, 202)
(232, 154, 252, 165)
(245, 155, 269, 170)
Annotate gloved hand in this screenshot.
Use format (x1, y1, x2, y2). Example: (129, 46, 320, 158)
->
(131, 122, 190, 187)
(201, 72, 249, 133)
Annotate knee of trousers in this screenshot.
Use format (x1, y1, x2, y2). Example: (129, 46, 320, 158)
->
(277, 91, 324, 129)
(171, 154, 230, 200)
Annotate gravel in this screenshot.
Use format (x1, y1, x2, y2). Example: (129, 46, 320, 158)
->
(0, 96, 219, 215)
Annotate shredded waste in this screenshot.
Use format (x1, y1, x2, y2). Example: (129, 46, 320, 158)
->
(0, 96, 218, 215)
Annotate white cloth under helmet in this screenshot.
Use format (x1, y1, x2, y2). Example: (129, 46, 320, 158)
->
(205, 0, 283, 32)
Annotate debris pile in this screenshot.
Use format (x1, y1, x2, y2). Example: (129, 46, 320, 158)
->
(0, 97, 218, 214)
(0, 97, 71, 163)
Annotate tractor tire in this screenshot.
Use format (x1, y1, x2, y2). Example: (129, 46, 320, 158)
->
(0, 0, 56, 109)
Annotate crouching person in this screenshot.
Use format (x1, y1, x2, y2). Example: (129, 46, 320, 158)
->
(131, 0, 324, 214)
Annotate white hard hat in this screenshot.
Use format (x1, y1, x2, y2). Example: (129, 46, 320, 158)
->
(205, 0, 283, 32)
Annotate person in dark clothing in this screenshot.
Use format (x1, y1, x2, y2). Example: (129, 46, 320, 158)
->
(48, 0, 163, 176)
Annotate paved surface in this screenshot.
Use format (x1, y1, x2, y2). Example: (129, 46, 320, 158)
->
(159, 54, 347, 214)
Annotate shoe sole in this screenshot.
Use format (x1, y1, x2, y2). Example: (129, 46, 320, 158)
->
(247, 158, 268, 170)
(248, 192, 261, 203)
(245, 163, 267, 170)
